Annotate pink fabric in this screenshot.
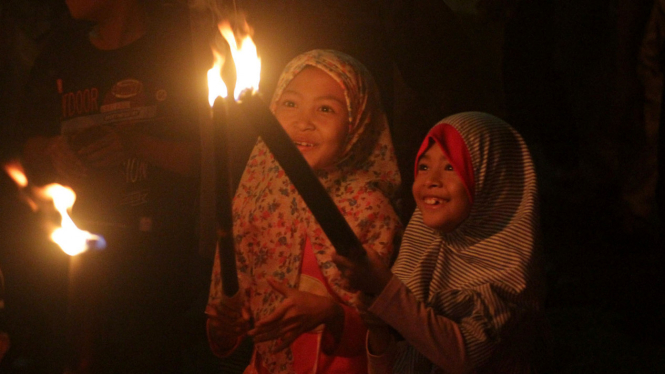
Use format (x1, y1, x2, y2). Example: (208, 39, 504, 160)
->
(291, 239, 368, 373)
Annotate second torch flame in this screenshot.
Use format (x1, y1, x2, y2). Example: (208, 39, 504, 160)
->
(3, 162, 105, 257)
(38, 184, 104, 256)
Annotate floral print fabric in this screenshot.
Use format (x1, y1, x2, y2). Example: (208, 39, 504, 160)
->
(208, 49, 402, 373)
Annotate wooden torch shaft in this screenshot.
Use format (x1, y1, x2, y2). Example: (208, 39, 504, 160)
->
(213, 96, 240, 297)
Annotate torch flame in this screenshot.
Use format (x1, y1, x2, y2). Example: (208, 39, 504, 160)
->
(207, 19, 261, 105)
(38, 184, 102, 256)
(3, 161, 104, 256)
(207, 49, 228, 106)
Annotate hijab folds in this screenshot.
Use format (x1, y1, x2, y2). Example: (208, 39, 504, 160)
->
(392, 112, 544, 372)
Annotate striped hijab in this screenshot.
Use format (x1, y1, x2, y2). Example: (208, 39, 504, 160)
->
(392, 112, 544, 373)
(209, 49, 402, 373)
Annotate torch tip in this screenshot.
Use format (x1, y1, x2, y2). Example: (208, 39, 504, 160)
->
(86, 236, 107, 251)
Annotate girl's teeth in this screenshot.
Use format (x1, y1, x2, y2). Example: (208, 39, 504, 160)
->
(295, 141, 313, 147)
(424, 197, 440, 205)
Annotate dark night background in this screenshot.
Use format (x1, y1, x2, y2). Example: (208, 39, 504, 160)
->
(1, 0, 664, 373)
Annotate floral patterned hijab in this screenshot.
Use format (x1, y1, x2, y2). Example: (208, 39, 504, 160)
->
(208, 49, 401, 373)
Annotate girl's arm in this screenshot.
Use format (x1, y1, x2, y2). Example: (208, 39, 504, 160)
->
(366, 326, 397, 374)
(332, 249, 470, 374)
(368, 276, 470, 374)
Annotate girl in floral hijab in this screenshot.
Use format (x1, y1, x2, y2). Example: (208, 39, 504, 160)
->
(206, 49, 402, 373)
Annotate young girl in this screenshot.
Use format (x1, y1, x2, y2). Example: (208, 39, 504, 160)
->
(206, 49, 402, 373)
(334, 112, 547, 373)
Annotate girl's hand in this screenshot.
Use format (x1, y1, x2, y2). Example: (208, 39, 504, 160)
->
(332, 249, 393, 296)
(249, 278, 344, 352)
(367, 323, 395, 356)
(46, 135, 87, 182)
(359, 309, 395, 357)
(206, 295, 252, 351)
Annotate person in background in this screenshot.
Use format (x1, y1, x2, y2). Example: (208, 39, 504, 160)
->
(18, 0, 204, 372)
(334, 112, 549, 373)
(206, 49, 402, 373)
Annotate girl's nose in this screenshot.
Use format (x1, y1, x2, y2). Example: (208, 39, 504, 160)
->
(426, 170, 443, 188)
(292, 111, 315, 131)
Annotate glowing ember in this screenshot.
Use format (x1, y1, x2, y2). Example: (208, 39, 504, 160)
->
(4, 162, 38, 211)
(207, 19, 261, 104)
(3, 162, 105, 256)
(3, 161, 28, 188)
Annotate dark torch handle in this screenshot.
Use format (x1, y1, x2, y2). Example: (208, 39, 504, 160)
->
(213, 96, 239, 297)
(238, 92, 364, 259)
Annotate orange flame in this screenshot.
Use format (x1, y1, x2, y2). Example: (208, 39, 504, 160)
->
(207, 48, 228, 106)
(3, 162, 104, 256)
(207, 19, 261, 105)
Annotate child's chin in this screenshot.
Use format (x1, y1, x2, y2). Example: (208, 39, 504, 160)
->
(422, 217, 454, 233)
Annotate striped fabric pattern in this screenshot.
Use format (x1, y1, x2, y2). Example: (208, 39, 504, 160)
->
(391, 112, 544, 373)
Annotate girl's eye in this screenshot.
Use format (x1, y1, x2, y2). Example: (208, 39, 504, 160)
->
(319, 105, 335, 113)
(282, 100, 296, 108)
(417, 163, 429, 172)
(444, 164, 454, 171)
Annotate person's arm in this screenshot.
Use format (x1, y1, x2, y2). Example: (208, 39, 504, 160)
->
(366, 326, 397, 374)
(23, 135, 87, 186)
(74, 124, 200, 178)
(122, 129, 199, 177)
(368, 276, 470, 374)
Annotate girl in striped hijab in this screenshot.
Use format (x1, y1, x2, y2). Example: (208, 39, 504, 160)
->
(335, 112, 548, 373)
(206, 49, 402, 373)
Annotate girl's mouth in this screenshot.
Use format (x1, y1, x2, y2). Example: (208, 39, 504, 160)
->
(423, 197, 443, 206)
(294, 141, 316, 151)
(294, 141, 314, 147)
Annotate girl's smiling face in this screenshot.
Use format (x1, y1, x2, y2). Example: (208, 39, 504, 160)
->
(412, 142, 472, 233)
(274, 67, 350, 171)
